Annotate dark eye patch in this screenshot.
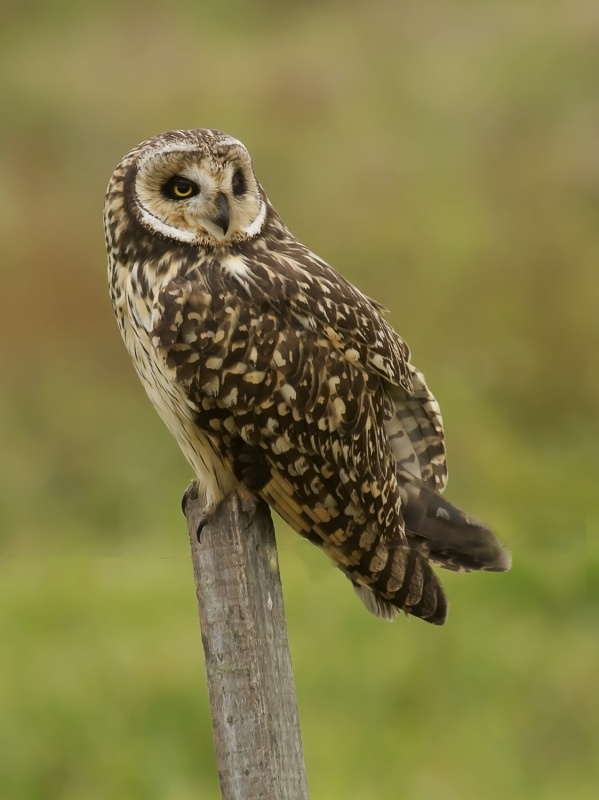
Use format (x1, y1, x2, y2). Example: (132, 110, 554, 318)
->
(232, 168, 247, 197)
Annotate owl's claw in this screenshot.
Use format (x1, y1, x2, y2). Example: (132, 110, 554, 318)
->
(236, 486, 268, 531)
(182, 481, 215, 542)
(236, 484, 258, 516)
(194, 514, 211, 543)
(183, 483, 263, 541)
(181, 481, 199, 516)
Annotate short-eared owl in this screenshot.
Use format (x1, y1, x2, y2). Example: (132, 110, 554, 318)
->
(104, 128, 510, 625)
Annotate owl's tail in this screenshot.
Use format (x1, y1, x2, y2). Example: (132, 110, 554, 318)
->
(348, 547, 449, 625)
(347, 482, 510, 626)
(401, 482, 511, 573)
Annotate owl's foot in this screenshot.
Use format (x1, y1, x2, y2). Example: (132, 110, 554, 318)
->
(182, 481, 216, 542)
(182, 482, 266, 542)
(235, 484, 268, 531)
(181, 481, 199, 516)
(236, 483, 258, 516)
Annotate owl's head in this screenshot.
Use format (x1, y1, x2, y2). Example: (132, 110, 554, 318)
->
(110, 129, 267, 248)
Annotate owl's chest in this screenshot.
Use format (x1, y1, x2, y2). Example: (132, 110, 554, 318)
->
(113, 265, 236, 504)
(123, 297, 199, 451)
(113, 264, 182, 412)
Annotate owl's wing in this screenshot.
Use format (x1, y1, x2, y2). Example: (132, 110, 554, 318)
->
(152, 269, 448, 624)
(223, 243, 503, 578)
(230, 240, 414, 391)
(227, 240, 448, 492)
(385, 369, 448, 493)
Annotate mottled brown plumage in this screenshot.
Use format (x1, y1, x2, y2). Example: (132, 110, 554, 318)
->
(104, 128, 510, 625)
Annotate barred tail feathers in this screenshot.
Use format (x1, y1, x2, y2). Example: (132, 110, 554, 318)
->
(348, 546, 448, 625)
(336, 526, 449, 625)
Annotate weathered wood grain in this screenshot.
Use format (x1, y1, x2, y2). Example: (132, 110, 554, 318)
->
(184, 488, 309, 800)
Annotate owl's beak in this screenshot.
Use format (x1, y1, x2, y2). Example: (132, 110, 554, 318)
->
(213, 192, 230, 235)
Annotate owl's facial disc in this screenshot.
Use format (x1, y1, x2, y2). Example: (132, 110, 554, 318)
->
(133, 141, 265, 246)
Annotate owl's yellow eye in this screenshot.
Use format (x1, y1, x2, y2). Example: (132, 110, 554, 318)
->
(173, 182, 193, 197)
(163, 176, 200, 200)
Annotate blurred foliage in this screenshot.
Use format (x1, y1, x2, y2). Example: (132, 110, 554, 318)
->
(0, 1, 597, 798)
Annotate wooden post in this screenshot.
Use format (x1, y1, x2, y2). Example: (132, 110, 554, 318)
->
(183, 487, 309, 800)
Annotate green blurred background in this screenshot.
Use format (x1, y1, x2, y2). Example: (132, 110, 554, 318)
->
(1, 1, 597, 798)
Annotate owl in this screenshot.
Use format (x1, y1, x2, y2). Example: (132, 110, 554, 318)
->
(104, 128, 510, 625)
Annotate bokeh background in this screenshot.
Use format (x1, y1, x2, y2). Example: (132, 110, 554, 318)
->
(1, 1, 597, 798)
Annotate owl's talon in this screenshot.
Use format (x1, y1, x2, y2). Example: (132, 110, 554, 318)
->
(181, 481, 215, 542)
(194, 514, 211, 543)
(237, 490, 270, 532)
(181, 481, 199, 516)
(236, 486, 261, 529)
(238, 487, 258, 516)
